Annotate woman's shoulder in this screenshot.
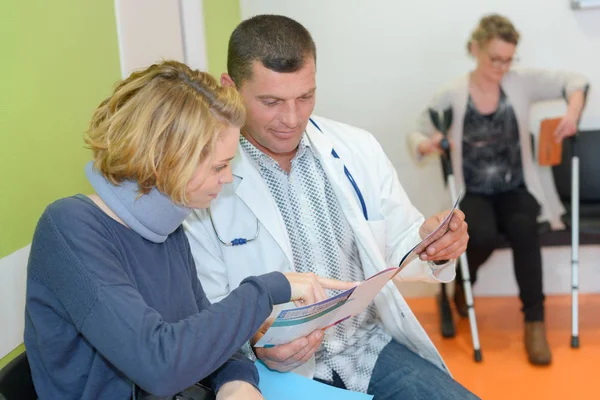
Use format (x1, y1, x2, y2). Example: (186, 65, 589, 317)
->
(43, 195, 103, 230)
(502, 67, 547, 84)
(47, 194, 94, 211)
(428, 74, 470, 108)
(35, 195, 128, 249)
(29, 196, 114, 289)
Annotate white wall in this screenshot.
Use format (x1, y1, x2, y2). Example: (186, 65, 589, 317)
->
(114, 0, 208, 77)
(240, 0, 600, 296)
(0, 246, 30, 359)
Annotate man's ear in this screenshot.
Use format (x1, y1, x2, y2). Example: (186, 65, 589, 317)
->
(221, 73, 236, 88)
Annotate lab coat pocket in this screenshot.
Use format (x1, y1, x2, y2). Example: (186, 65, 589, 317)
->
(367, 218, 386, 259)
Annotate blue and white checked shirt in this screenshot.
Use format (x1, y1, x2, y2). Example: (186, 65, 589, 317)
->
(241, 135, 392, 393)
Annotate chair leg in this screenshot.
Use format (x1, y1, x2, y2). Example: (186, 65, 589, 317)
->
(438, 283, 456, 338)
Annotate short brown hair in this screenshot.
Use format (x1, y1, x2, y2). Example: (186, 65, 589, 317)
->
(468, 14, 520, 53)
(227, 14, 317, 86)
(85, 60, 245, 205)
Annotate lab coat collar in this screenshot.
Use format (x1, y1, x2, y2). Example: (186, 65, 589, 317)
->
(231, 142, 294, 266)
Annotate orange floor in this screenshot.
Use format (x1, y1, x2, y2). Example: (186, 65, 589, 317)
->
(405, 294, 600, 400)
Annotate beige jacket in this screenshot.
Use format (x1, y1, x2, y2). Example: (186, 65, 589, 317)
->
(408, 68, 589, 229)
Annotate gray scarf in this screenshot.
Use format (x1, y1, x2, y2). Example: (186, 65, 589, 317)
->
(85, 161, 191, 243)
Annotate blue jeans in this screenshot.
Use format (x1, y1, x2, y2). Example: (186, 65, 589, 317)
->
(367, 340, 479, 400)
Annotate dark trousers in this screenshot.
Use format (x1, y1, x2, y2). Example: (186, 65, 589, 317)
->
(458, 188, 545, 322)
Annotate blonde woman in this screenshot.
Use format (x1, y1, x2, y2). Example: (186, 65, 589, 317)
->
(23, 61, 353, 400)
(408, 14, 588, 366)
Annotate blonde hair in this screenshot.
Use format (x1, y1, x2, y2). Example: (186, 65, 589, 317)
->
(467, 14, 520, 53)
(85, 60, 245, 205)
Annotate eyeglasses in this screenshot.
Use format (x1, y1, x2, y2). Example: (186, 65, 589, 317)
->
(488, 52, 519, 69)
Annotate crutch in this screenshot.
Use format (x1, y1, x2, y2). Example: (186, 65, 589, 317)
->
(569, 133, 580, 349)
(565, 86, 588, 349)
(429, 107, 483, 362)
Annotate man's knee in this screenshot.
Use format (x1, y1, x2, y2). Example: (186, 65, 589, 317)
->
(369, 341, 479, 399)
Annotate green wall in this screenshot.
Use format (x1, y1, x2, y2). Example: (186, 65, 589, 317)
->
(0, 0, 243, 259)
(0, 1, 121, 258)
(203, 0, 242, 76)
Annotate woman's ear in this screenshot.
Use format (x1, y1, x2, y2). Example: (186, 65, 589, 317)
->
(469, 40, 480, 57)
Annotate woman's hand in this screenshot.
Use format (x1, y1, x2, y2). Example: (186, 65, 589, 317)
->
(555, 89, 586, 142)
(284, 272, 358, 306)
(554, 113, 578, 143)
(417, 132, 452, 156)
(216, 381, 264, 400)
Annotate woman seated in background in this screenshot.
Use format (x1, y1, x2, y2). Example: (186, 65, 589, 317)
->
(408, 14, 588, 366)
(24, 60, 353, 400)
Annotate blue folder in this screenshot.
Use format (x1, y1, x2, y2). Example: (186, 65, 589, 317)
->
(256, 361, 373, 399)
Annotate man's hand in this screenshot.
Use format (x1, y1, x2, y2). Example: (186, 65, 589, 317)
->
(248, 273, 354, 372)
(252, 329, 324, 373)
(418, 209, 468, 262)
(216, 381, 263, 400)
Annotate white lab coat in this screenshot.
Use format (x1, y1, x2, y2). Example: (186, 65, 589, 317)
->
(184, 116, 455, 377)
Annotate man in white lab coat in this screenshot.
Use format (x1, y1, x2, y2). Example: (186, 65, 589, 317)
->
(184, 14, 477, 399)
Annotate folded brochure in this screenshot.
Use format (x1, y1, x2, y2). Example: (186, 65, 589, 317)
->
(255, 191, 463, 348)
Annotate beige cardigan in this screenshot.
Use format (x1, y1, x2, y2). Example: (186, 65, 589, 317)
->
(408, 68, 589, 229)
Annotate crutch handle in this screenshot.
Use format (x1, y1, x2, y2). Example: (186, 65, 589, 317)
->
(440, 137, 451, 152)
(440, 137, 452, 161)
